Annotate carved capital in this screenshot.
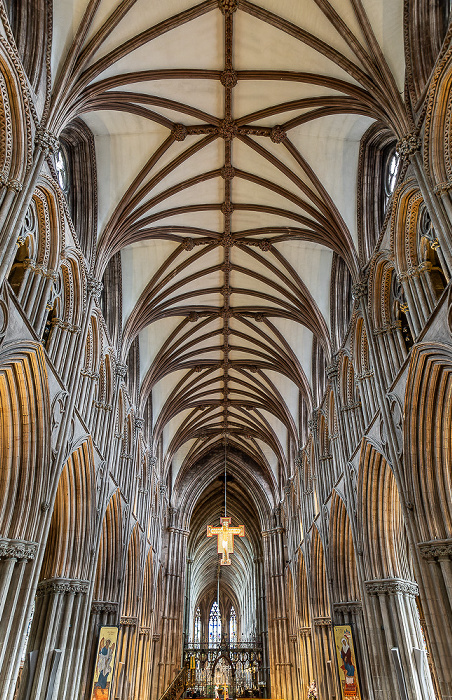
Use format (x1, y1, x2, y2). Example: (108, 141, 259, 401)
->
(418, 538, 452, 560)
(326, 359, 339, 381)
(135, 416, 145, 431)
(313, 616, 331, 626)
(221, 166, 236, 180)
(396, 133, 421, 159)
(36, 577, 90, 597)
(120, 616, 138, 626)
(364, 578, 419, 597)
(0, 538, 38, 561)
(333, 600, 362, 614)
(352, 279, 368, 301)
(91, 600, 119, 614)
(35, 128, 59, 154)
(87, 276, 103, 300)
(116, 362, 128, 380)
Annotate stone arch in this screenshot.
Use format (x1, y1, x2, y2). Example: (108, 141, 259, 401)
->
(424, 46, 452, 190)
(0, 341, 50, 541)
(94, 490, 123, 604)
(329, 493, 360, 604)
(358, 441, 411, 581)
(40, 438, 96, 581)
(404, 342, 452, 540)
(122, 524, 141, 618)
(0, 37, 31, 188)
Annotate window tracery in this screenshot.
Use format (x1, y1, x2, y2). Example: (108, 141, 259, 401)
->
(209, 601, 221, 647)
(55, 145, 70, 196)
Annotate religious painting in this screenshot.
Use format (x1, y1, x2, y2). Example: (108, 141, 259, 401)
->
(90, 626, 119, 700)
(333, 625, 361, 700)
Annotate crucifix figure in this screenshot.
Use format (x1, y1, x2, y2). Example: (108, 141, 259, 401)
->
(207, 517, 245, 565)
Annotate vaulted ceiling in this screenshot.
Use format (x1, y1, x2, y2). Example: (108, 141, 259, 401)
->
(50, 0, 407, 492)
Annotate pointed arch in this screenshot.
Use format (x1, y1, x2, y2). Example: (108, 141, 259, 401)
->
(329, 492, 360, 603)
(94, 490, 123, 603)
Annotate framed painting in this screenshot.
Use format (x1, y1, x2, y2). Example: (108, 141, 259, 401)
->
(90, 626, 119, 700)
(333, 625, 361, 700)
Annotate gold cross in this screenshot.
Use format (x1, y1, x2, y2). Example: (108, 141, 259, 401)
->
(207, 517, 245, 565)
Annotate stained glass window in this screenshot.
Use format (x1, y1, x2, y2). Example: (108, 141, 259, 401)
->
(208, 602, 221, 647)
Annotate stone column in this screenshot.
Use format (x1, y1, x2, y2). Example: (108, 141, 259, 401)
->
(17, 577, 90, 700)
(262, 526, 297, 700)
(364, 578, 435, 700)
(332, 601, 374, 700)
(417, 540, 452, 700)
(80, 601, 119, 700)
(0, 538, 39, 700)
(152, 511, 189, 700)
(311, 617, 336, 700)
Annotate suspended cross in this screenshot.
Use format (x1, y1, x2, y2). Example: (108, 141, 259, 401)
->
(207, 517, 245, 565)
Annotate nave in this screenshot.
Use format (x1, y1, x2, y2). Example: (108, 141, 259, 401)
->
(1, 1, 452, 699)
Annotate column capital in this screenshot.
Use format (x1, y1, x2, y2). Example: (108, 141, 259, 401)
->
(35, 127, 59, 154)
(120, 616, 138, 626)
(352, 278, 368, 301)
(0, 538, 38, 561)
(91, 600, 119, 614)
(333, 601, 362, 614)
(36, 577, 90, 597)
(313, 616, 331, 626)
(364, 578, 418, 597)
(396, 133, 421, 159)
(417, 538, 452, 560)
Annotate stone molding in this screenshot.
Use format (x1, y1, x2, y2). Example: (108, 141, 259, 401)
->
(140, 627, 152, 635)
(364, 578, 419, 597)
(299, 627, 311, 637)
(36, 577, 90, 597)
(333, 601, 363, 614)
(313, 616, 331, 626)
(91, 600, 119, 614)
(417, 539, 452, 559)
(0, 538, 38, 561)
(120, 616, 138, 626)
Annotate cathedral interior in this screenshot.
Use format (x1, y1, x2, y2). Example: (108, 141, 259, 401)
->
(1, 1, 452, 699)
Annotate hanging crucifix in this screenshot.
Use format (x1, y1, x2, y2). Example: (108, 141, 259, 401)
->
(207, 517, 245, 565)
(207, 435, 245, 565)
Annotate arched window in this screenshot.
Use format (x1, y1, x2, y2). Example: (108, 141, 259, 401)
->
(358, 125, 399, 263)
(208, 602, 221, 647)
(229, 607, 237, 643)
(54, 145, 71, 197)
(194, 607, 201, 645)
(383, 146, 400, 210)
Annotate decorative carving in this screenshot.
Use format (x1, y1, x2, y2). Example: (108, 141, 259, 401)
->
(221, 202, 234, 215)
(270, 126, 286, 143)
(313, 616, 331, 626)
(91, 600, 119, 614)
(0, 538, 38, 560)
(418, 539, 452, 559)
(87, 276, 103, 300)
(120, 616, 139, 626)
(396, 134, 421, 159)
(116, 363, 128, 380)
(36, 578, 90, 596)
(183, 238, 195, 251)
(219, 120, 238, 140)
(351, 279, 368, 301)
(218, 0, 239, 14)
(220, 70, 238, 88)
(364, 578, 419, 597)
(221, 166, 235, 180)
(333, 601, 362, 613)
(172, 124, 187, 141)
(35, 128, 59, 154)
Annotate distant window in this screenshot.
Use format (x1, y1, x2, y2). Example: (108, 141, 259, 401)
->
(194, 607, 201, 644)
(439, 0, 452, 41)
(55, 145, 70, 196)
(208, 602, 221, 647)
(229, 607, 237, 643)
(383, 148, 400, 205)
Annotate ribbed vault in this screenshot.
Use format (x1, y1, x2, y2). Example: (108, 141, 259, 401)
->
(49, 0, 407, 488)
